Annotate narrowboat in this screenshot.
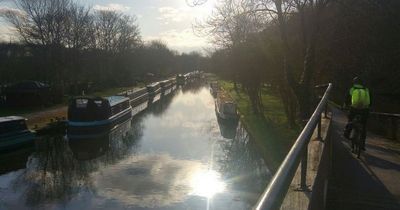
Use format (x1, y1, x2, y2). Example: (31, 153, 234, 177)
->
(160, 80, 172, 90)
(169, 77, 177, 85)
(0, 116, 36, 151)
(176, 74, 185, 85)
(146, 82, 161, 97)
(119, 87, 149, 107)
(67, 96, 132, 135)
(184, 73, 191, 82)
(215, 92, 239, 120)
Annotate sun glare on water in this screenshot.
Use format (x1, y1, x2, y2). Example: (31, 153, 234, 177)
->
(190, 169, 226, 198)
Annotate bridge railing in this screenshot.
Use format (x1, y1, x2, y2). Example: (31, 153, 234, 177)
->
(254, 83, 333, 210)
(369, 112, 400, 140)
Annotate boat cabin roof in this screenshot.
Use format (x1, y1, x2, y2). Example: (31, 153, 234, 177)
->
(0, 116, 26, 123)
(71, 96, 129, 107)
(107, 96, 129, 107)
(147, 82, 160, 88)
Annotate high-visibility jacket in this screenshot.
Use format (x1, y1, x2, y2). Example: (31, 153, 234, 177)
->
(349, 84, 370, 109)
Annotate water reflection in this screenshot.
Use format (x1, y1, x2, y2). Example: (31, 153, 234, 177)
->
(0, 147, 33, 175)
(216, 116, 239, 139)
(190, 169, 226, 198)
(0, 82, 271, 210)
(217, 123, 272, 204)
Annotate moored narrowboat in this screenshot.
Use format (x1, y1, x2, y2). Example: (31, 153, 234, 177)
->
(67, 96, 132, 135)
(146, 82, 161, 97)
(0, 116, 36, 151)
(215, 92, 239, 120)
(169, 77, 177, 85)
(176, 74, 185, 85)
(119, 87, 149, 107)
(160, 80, 171, 90)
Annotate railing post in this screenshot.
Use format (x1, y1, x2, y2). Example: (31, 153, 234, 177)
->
(324, 103, 328, 118)
(300, 146, 308, 190)
(317, 113, 322, 140)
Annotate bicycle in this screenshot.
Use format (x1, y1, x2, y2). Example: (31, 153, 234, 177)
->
(349, 115, 363, 158)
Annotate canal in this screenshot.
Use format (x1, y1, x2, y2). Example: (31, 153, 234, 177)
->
(0, 81, 271, 210)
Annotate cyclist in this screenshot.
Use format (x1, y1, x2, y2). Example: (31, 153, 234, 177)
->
(344, 77, 371, 150)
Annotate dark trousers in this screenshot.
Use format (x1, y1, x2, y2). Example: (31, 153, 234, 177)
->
(344, 107, 369, 148)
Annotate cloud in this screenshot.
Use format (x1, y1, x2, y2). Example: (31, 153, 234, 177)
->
(145, 28, 211, 52)
(93, 3, 130, 12)
(94, 154, 205, 208)
(0, 6, 25, 17)
(157, 6, 191, 23)
(0, 6, 25, 42)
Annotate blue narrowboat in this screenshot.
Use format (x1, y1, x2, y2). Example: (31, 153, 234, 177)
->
(67, 96, 132, 135)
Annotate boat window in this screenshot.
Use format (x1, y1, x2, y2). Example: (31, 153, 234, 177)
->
(94, 100, 103, 107)
(0, 120, 27, 135)
(76, 99, 88, 108)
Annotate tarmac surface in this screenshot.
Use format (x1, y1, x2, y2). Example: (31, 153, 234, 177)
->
(326, 108, 400, 210)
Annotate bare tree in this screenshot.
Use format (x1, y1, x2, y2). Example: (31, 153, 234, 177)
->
(195, 0, 331, 121)
(196, 0, 264, 48)
(65, 4, 95, 50)
(3, 0, 73, 46)
(115, 15, 141, 52)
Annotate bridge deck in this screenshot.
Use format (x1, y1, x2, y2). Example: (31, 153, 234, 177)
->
(327, 108, 400, 210)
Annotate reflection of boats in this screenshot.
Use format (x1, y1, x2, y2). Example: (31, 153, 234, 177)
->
(215, 92, 239, 120)
(68, 134, 109, 160)
(216, 115, 239, 139)
(146, 82, 161, 98)
(67, 96, 132, 135)
(119, 87, 149, 107)
(68, 119, 132, 160)
(0, 116, 36, 151)
(0, 147, 33, 175)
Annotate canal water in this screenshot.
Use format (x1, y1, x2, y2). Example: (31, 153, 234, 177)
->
(0, 81, 271, 210)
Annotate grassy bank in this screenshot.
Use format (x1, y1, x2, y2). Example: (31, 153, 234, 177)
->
(218, 80, 300, 170)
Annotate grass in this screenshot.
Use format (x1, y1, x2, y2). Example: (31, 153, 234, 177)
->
(218, 80, 300, 170)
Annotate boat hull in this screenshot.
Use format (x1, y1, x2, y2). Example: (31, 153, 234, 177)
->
(0, 131, 36, 152)
(67, 107, 132, 138)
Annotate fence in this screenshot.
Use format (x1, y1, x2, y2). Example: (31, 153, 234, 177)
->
(254, 83, 333, 210)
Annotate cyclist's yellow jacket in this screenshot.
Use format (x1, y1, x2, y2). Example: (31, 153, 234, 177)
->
(349, 84, 370, 109)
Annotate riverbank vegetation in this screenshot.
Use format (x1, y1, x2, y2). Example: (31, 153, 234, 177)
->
(0, 0, 206, 103)
(218, 79, 300, 168)
(199, 0, 400, 127)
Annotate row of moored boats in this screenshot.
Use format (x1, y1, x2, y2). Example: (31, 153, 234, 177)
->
(0, 72, 201, 152)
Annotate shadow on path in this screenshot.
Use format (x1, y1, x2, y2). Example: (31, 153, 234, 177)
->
(326, 108, 400, 210)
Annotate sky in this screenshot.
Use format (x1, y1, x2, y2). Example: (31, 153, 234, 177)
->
(0, 0, 216, 53)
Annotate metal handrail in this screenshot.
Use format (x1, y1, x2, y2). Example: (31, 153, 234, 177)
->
(370, 112, 400, 118)
(254, 83, 333, 210)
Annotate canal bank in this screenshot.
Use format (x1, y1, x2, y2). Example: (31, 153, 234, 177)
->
(216, 80, 300, 170)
